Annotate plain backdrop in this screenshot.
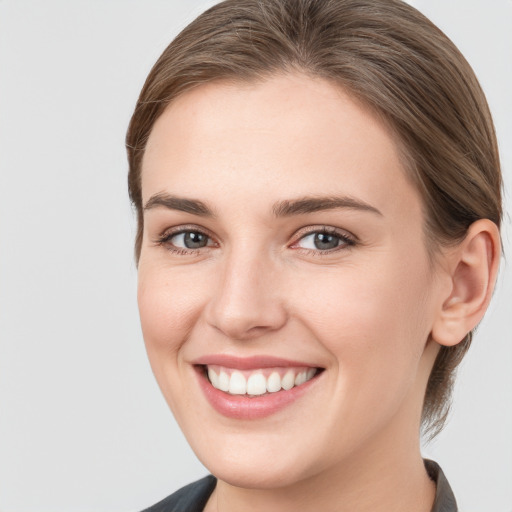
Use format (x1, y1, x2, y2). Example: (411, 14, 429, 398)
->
(0, 1, 510, 511)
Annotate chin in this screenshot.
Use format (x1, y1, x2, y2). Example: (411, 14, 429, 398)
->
(202, 451, 318, 490)
(181, 415, 338, 491)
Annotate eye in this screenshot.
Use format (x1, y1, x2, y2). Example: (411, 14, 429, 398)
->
(294, 228, 355, 252)
(156, 228, 215, 253)
(171, 231, 210, 249)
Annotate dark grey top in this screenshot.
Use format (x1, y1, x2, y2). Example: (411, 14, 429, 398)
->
(142, 459, 457, 512)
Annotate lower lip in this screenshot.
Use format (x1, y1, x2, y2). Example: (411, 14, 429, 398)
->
(195, 366, 321, 420)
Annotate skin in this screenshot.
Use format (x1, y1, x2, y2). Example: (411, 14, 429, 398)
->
(137, 73, 500, 512)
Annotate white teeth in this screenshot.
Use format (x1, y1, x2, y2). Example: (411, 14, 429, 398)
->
(229, 371, 247, 395)
(208, 367, 219, 388)
(218, 370, 230, 392)
(207, 365, 320, 396)
(281, 370, 295, 390)
(266, 371, 281, 393)
(294, 371, 306, 386)
(247, 373, 267, 395)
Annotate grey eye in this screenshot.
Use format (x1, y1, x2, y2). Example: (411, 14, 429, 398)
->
(297, 232, 345, 251)
(171, 231, 210, 249)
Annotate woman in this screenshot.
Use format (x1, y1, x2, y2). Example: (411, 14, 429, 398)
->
(126, 0, 502, 510)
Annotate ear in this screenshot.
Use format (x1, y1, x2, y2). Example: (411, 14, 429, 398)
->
(431, 219, 501, 347)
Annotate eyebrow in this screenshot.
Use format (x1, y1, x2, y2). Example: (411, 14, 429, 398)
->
(144, 193, 215, 217)
(272, 196, 382, 217)
(143, 192, 382, 218)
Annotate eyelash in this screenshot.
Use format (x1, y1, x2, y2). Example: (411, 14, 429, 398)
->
(154, 225, 357, 257)
(291, 226, 356, 256)
(154, 225, 217, 256)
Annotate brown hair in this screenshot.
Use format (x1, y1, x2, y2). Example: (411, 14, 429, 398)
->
(126, 0, 502, 438)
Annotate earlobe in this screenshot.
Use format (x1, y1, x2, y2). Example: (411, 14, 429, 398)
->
(431, 219, 501, 347)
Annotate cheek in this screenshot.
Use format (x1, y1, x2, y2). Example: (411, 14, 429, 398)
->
(288, 254, 433, 409)
(294, 257, 431, 343)
(137, 262, 206, 362)
(136, 261, 216, 420)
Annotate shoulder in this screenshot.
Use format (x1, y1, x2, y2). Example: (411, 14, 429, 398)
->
(141, 475, 217, 512)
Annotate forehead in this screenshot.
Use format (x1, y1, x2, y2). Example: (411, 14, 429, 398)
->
(141, 73, 421, 220)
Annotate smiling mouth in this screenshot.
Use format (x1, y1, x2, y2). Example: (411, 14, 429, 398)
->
(201, 365, 322, 397)
(194, 357, 325, 419)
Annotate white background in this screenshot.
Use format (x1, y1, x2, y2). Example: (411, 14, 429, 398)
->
(0, 1, 510, 511)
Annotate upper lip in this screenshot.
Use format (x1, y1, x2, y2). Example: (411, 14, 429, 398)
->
(192, 354, 320, 370)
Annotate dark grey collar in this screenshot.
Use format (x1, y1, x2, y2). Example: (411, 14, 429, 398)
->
(425, 459, 458, 512)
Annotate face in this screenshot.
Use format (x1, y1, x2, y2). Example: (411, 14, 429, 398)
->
(138, 74, 443, 489)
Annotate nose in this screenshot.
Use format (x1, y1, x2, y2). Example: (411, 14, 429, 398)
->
(204, 248, 288, 340)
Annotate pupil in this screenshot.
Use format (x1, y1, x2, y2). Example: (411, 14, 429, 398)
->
(184, 232, 208, 249)
(314, 233, 338, 250)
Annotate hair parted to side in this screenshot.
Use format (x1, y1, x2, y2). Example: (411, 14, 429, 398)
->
(126, 0, 502, 439)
